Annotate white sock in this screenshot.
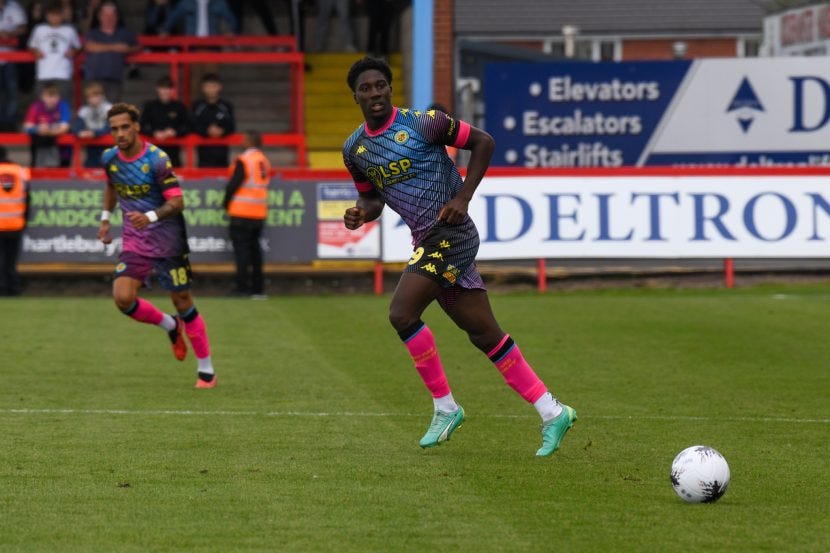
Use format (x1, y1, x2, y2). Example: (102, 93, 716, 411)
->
(197, 356, 214, 375)
(158, 313, 176, 332)
(534, 392, 563, 422)
(433, 393, 458, 413)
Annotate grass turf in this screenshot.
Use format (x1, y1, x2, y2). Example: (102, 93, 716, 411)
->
(0, 284, 828, 552)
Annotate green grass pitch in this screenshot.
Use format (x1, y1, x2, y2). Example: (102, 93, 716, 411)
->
(0, 284, 828, 552)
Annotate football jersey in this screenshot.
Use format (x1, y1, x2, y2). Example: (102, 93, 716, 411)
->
(342, 107, 474, 245)
(102, 141, 188, 258)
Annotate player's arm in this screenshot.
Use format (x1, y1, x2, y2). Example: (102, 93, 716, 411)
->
(438, 126, 494, 224)
(98, 180, 117, 244)
(345, 189, 384, 230)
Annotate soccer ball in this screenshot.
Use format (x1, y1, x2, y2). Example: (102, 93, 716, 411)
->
(670, 445, 730, 503)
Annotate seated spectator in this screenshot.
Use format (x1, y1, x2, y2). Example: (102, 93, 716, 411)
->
(23, 80, 70, 167)
(83, 1, 139, 102)
(162, 0, 236, 37)
(140, 75, 189, 167)
(27, 0, 80, 103)
(71, 80, 111, 167)
(192, 72, 234, 168)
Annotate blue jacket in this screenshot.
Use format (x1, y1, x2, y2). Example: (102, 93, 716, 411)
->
(164, 0, 237, 36)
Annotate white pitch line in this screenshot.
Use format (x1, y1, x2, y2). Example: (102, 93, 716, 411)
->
(0, 408, 827, 424)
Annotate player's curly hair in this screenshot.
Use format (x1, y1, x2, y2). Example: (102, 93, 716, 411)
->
(107, 103, 141, 122)
(347, 57, 393, 92)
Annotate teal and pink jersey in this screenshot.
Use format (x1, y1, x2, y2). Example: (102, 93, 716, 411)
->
(102, 141, 188, 258)
(342, 106, 473, 245)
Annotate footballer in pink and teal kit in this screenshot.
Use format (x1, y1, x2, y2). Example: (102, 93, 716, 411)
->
(342, 57, 576, 456)
(98, 103, 217, 388)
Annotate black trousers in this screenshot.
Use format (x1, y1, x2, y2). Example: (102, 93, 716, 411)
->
(0, 231, 22, 295)
(229, 217, 264, 294)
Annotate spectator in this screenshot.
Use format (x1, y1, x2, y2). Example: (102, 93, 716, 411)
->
(191, 72, 234, 167)
(83, 1, 138, 102)
(71, 80, 110, 167)
(144, 0, 181, 36)
(0, 145, 30, 296)
(366, 0, 395, 57)
(23, 80, 70, 167)
(77, 0, 101, 35)
(315, 0, 355, 52)
(140, 74, 189, 167)
(162, 0, 236, 37)
(18, 0, 44, 94)
(230, 0, 276, 36)
(27, 0, 80, 102)
(0, 0, 27, 131)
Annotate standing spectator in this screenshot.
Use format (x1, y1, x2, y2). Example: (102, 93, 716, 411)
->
(0, 146, 29, 296)
(23, 80, 70, 166)
(0, 0, 27, 131)
(83, 1, 138, 103)
(71, 80, 111, 167)
(27, 0, 79, 102)
(366, 0, 395, 57)
(222, 130, 270, 298)
(230, 0, 276, 36)
(140, 74, 189, 167)
(18, 0, 44, 94)
(162, 0, 236, 37)
(191, 72, 234, 167)
(315, 0, 355, 52)
(144, 0, 180, 36)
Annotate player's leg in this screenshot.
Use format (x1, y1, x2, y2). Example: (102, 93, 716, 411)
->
(112, 256, 183, 359)
(169, 288, 216, 388)
(440, 288, 576, 457)
(390, 272, 464, 447)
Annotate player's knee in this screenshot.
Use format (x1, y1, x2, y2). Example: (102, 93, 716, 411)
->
(112, 290, 135, 312)
(388, 308, 417, 333)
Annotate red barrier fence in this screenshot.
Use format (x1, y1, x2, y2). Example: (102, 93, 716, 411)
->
(0, 35, 306, 170)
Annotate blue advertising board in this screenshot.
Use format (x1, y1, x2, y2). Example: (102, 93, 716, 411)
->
(484, 58, 830, 167)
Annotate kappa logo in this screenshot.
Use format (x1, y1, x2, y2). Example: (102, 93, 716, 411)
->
(726, 77, 764, 133)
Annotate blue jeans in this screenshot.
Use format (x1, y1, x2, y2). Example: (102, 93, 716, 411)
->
(0, 63, 19, 130)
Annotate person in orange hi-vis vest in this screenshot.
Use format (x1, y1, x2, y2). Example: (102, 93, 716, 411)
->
(0, 146, 31, 296)
(222, 130, 271, 299)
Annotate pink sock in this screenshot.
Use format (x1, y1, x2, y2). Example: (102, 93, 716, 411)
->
(487, 334, 547, 403)
(402, 323, 451, 398)
(181, 309, 211, 359)
(124, 298, 164, 325)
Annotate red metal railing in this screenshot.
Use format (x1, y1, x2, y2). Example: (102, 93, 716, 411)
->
(0, 35, 306, 171)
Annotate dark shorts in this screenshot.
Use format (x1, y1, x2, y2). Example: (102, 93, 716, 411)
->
(404, 221, 483, 289)
(114, 251, 193, 292)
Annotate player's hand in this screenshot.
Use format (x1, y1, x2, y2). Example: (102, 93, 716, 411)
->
(126, 211, 151, 230)
(344, 206, 366, 230)
(437, 197, 470, 225)
(98, 221, 112, 244)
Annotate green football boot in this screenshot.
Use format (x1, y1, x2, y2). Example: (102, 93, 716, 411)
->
(419, 406, 465, 448)
(536, 404, 577, 457)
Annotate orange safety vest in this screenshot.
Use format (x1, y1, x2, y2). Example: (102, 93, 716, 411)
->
(227, 148, 270, 220)
(0, 162, 29, 232)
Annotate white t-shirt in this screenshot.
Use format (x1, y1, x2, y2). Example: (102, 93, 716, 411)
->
(0, 0, 27, 64)
(28, 22, 81, 80)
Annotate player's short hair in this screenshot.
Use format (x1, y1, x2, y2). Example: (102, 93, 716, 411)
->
(347, 57, 393, 92)
(107, 103, 141, 122)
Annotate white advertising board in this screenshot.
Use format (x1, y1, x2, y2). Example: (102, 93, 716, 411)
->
(381, 175, 830, 260)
